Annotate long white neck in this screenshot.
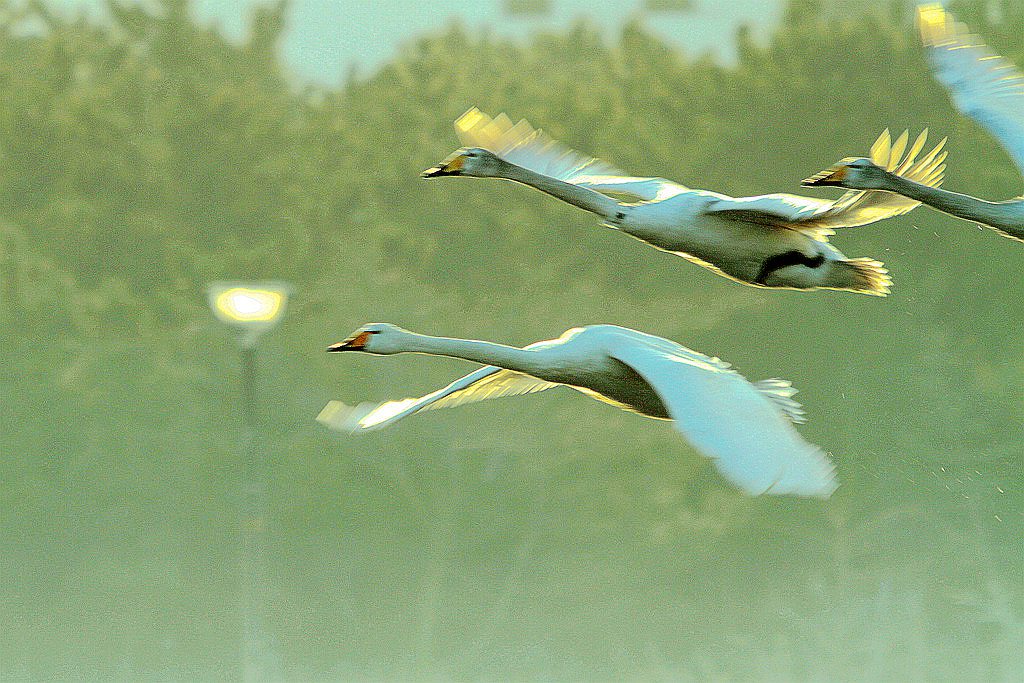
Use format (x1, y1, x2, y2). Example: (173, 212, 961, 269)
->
(498, 161, 621, 220)
(397, 332, 549, 376)
(883, 173, 1024, 237)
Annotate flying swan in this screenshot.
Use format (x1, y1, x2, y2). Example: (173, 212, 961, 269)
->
(805, 4, 1023, 242)
(318, 323, 838, 498)
(422, 108, 946, 295)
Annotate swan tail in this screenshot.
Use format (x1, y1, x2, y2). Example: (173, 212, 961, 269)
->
(825, 257, 892, 296)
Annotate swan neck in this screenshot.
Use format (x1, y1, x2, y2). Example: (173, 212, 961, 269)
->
(884, 173, 1019, 229)
(402, 332, 545, 376)
(500, 162, 620, 219)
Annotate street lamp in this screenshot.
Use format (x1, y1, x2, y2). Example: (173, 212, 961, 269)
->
(209, 282, 290, 348)
(207, 280, 291, 683)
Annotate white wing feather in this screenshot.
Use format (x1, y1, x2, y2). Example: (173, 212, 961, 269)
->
(918, 4, 1024, 174)
(705, 129, 947, 235)
(610, 343, 837, 498)
(753, 378, 808, 425)
(574, 175, 688, 202)
(454, 107, 685, 202)
(318, 366, 557, 433)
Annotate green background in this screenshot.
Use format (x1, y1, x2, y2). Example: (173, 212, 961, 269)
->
(1, 0, 1021, 680)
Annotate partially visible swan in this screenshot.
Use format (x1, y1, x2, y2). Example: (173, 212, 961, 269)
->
(319, 322, 838, 498)
(422, 108, 946, 295)
(804, 4, 1023, 242)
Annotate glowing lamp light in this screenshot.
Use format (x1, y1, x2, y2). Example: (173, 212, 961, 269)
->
(214, 287, 284, 323)
(207, 281, 291, 346)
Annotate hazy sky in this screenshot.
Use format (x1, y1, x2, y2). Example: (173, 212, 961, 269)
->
(42, 0, 784, 84)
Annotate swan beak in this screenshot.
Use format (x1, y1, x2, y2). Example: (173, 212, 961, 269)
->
(421, 153, 465, 178)
(802, 166, 848, 187)
(327, 331, 371, 352)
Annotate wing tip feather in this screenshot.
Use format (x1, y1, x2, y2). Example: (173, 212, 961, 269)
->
(317, 400, 378, 433)
(758, 446, 839, 499)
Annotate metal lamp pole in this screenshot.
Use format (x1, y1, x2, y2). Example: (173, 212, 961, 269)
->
(207, 282, 291, 683)
(238, 340, 270, 683)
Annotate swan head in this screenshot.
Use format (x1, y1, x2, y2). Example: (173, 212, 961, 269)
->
(802, 157, 889, 190)
(327, 322, 409, 355)
(421, 147, 505, 178)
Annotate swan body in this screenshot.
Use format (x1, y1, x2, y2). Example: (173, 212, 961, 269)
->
(805, 4, 1024, 241)
(320, 323, 838, 498)
(422, 108, 947, 295)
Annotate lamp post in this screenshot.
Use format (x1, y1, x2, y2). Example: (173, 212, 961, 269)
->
(207, 281, 291, 683)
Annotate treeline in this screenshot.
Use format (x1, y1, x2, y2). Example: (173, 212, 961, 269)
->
(2, 0, 1021, 679)
(1, 0, 1021, 336)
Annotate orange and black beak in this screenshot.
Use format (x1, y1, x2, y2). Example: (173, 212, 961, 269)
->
(802, 165, 848, 187)
(421, 153, 465, 178)
(327, 331, 371, 352)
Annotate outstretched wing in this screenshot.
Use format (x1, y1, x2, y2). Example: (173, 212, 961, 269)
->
(609, 343, 837, 498)
(918, 4, 1024, 174)
(573, 175, 689, 202)
(318, 366, 558, 433)
(802, 128, 948, 230)
(454, 107, 686, 202)
(705, 129, 946, 236)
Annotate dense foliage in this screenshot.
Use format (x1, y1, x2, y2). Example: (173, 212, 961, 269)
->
(2, 0, 1021, 679)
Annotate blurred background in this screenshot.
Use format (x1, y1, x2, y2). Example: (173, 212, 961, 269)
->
(1, 0, 1021, 680)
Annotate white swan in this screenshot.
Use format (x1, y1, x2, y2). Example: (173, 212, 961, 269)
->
(318, 323, 838, 498)
(422, 108, 946, 295)
(804, 4, 1023, 242)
